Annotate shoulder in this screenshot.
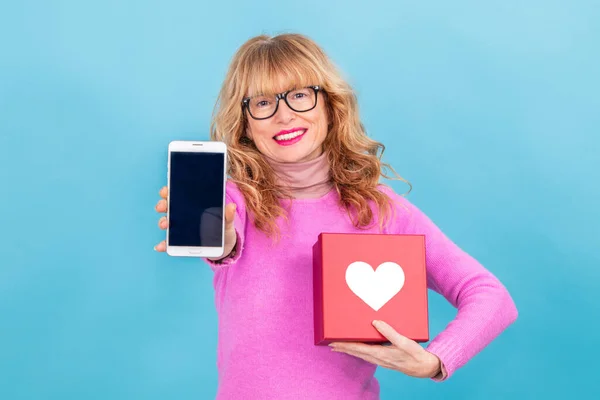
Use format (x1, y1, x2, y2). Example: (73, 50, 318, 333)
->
(375, 183, 425, 231)
(225, 179, 245, 204)
(376, 183, 412, 209)
(376, 184, 454, 238)
(225, 179, 250, 219)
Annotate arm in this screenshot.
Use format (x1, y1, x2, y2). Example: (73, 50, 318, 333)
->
(393, 194, 518, 381)
(203, 183, 247, 270)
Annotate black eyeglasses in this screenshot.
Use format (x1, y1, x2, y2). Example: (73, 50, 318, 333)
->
(242, 85, 322, 120)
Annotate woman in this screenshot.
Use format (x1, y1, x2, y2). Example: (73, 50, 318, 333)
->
(154, 33, 518, 399)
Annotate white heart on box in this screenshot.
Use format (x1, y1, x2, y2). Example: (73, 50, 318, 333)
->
(345, 261, 405, 311)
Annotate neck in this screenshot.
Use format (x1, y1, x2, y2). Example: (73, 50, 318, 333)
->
(266, 152, 333, 199)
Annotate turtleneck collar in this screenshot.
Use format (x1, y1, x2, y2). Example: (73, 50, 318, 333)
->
(265, 151, 333, 199)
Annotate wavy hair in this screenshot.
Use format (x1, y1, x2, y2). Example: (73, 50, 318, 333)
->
(210, 33, 411, 238)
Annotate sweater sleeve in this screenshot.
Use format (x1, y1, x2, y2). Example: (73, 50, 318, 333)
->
(385, 189, 518, 381)
(203, 181, 247, 271)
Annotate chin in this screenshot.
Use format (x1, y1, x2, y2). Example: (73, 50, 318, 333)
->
(270, 153, 305, 163)
(286, 150, 322, 163)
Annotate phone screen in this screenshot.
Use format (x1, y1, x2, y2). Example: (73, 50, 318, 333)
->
(168, 151, 225, 247)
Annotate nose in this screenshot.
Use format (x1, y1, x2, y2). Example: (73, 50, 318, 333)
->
(273, 99, 295, 124)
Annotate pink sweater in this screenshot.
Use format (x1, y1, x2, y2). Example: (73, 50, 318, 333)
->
(206, 181, 518, 399)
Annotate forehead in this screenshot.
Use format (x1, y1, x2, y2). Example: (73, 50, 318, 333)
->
(244, 64, 321, 98)
(246, 75, 292, 97)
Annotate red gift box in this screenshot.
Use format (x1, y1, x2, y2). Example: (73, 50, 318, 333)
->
(312, 233, 429, 345)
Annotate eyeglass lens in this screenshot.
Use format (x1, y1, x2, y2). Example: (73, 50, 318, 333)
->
(248, 87, 317, 119)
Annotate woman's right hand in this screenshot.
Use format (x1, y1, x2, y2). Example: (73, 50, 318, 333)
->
(154, 186, 238, 259)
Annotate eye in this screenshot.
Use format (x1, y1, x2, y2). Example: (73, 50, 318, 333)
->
(288, 88, 312, 100)
(254, 99, 271, 108)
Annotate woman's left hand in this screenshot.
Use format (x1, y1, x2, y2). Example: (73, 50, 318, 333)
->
(329, 320, 442, 379)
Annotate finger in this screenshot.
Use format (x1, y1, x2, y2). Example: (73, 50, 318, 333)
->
(158, 216, 168, 230)
(331, 347, 392, 368)
(224, 203, 237, 230)
(331, 342, 389, 361)
(330, 342, 371, 352)
(372, 320, 414, 349)
(159, 186, 168, 199)
(154, 240, 166, 252)
(155, 199, 167, 213)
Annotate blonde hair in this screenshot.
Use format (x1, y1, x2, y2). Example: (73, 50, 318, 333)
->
(210, 33, 411, 238)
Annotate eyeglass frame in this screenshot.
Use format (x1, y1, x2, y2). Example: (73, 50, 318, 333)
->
(241, 85, 323, 120)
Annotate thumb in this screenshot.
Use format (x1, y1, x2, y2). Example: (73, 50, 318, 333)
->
(224, 203, 237, 230)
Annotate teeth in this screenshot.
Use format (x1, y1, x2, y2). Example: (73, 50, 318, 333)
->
(274, 130, 306, 141)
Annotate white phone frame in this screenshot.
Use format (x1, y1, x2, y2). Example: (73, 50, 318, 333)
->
(166, 140, 227, 258)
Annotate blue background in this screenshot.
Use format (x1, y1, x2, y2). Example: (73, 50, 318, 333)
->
(1, 1, 598, 399)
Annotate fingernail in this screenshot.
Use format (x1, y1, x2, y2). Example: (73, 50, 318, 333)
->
(372, 320, 380, 326)
(153, 246, 157, 251)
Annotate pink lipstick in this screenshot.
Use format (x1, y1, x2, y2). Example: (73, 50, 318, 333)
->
(273, 128, 307, 146)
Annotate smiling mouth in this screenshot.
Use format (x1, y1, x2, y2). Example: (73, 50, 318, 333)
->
(273, 129, 307, 142)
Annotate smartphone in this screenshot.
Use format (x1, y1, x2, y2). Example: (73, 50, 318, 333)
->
(166, 140, 227, 257)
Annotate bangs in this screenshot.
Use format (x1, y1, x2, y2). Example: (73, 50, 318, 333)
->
(243, 43, 324, 98)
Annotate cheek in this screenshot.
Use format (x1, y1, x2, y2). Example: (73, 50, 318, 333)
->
(247, 122, 272, 142)
(314, 102, 329, 130)
(245, 121, 260, 140)
(244, 121, 253, 140)
(314, 110, 329, 134)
